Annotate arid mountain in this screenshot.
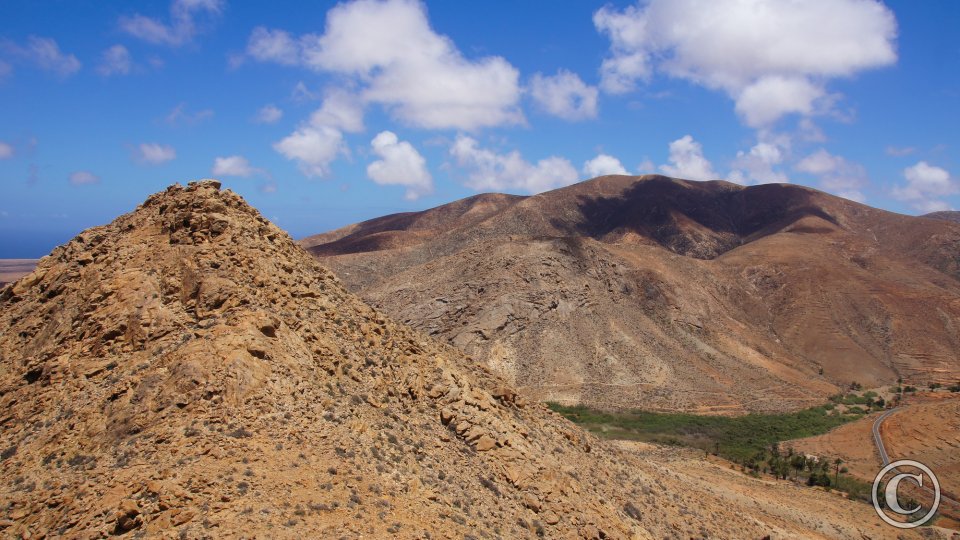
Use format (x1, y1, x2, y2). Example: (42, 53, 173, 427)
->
(926, 211, 960, 224)
(0, 180, 917, 539)
(304, 175, 960, 413)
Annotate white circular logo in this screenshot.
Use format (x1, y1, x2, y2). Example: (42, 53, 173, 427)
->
(872, 459, 941, 529)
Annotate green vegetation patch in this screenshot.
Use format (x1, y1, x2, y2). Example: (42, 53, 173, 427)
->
(547, 403, 856, 462)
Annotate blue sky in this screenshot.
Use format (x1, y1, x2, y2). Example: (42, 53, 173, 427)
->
(0, 0, 958, 257)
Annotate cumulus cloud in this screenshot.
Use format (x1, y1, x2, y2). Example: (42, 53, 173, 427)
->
(583, 154, 628, 178)
(212, 155, 259, 177)
(366, 131, 432, 200)
(594, 0, 897, 126)
(733, 76, 825, 128)
(97, 45, 133, 76)
(254, 104, 283, 124)
(273, 90, 361, 178)
(659, 135, 717, 181)
(246, 0, 523, 130)
(892, 161, 956, 212)
(274, 126, 345, 178)
(450, 135, 578, 194)
(307, 89, 364, 133)
(3, 36, 81, 78)
(529, 70, 599, 121)
(0, 142, 13, 160)
(120, 0, 223, 47)
(794, 148, 867, 201)
(728, 142, 788, 185)
(68, 171, 99, 186)
(134, 143, 176, 165)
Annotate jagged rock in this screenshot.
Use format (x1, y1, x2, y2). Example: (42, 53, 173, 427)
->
(474, 435, 497, 451)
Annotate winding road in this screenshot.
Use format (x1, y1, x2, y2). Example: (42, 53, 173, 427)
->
(871, 407, 899, 466)
(871, 406, 960, 516)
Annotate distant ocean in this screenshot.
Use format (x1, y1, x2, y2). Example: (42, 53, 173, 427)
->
(0, 229, 80, 258)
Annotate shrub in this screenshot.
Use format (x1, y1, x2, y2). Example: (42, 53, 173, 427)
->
(1, 445, 17, 461)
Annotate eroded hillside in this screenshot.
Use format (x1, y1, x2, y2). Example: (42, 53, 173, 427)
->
(305, 175, 960, 413)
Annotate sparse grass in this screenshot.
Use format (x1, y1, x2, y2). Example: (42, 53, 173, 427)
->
(835, 474, 874, 504)
(547, 403, 857, 462)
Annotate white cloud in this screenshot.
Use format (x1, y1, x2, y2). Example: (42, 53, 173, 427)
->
(594, 0, 897, 126)
(246, 27, 300, 65)
(892, 161, 956, 212)
(3, 36, 81, 78)
(529, 70, 599, 121)
(273, 90, 362, 178)
(69, 171, 99, 186)
(97, 45, 133, 76)
(0, 142, 13, 160)
(728, 142, 788, 185)
(307, 89, 364, 133)
(165, 103, 214, 125)
(450, 135, 578, 194)
(254, 104, 283, 124)
(120, 0, 223, 47)
(212, 155, 258, 177)
(583, 154, 628, 178)
(246, 0, 523, 130)
(366, 131, 432, 200)
(795, 148, 867, 202)
(659, 135, 717, 181)
(274, 125, 345, 178)
(734, 76, 824, 128)
(135, 143, 176, 165)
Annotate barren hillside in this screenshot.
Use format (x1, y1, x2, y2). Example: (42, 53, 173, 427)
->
(926, 211, 960, 224)
(304, 175, 960, 413)
(1, 180, 928, 538)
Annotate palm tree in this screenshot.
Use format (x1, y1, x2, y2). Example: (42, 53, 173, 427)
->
(791, 454, 806, 482)
(834, 458, 843, 487)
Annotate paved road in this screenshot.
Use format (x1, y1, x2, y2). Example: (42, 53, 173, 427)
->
(872, 407, 899, 466)
(871, 405, 960, 515)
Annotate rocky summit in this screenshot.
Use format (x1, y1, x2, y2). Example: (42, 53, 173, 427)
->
(0, 181, 924, 539)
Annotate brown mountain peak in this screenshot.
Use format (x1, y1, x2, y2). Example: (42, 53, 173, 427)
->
(0, 180, 649, 537)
